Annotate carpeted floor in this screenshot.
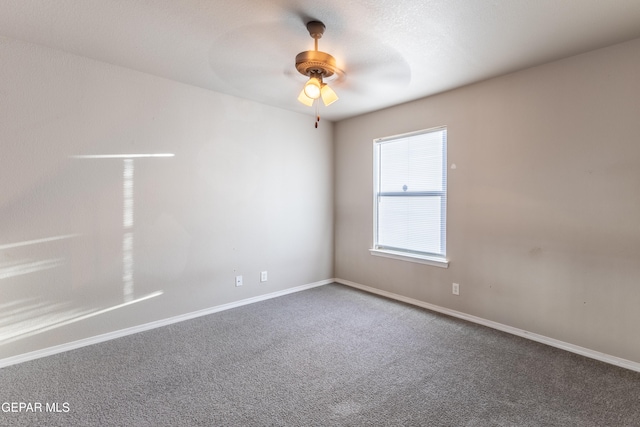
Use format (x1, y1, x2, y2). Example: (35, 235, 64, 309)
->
(1, 283, 639, 426)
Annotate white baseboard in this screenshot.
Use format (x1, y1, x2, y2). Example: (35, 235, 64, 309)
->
(335, 278, 640, 373)
(5, 278, 639, 373)
(0, 279, 333, 369)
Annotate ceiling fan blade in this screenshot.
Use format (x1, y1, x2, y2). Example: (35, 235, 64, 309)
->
(317, 28, 412, 96)
(340, 54, 412, 95)
(208, 21, 304, 100)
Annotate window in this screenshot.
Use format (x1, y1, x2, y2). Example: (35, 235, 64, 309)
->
(371, 127, 448, 268)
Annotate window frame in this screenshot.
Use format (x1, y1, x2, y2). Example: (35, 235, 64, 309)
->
(370, 126, 449, 268)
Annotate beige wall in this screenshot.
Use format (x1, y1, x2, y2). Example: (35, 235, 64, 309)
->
(0, 36, 334, 359)
(334, 38, 640, 363)
(2, 30, 639, 367)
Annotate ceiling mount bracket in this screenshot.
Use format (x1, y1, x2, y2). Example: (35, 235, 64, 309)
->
(306, 21, 325, 39)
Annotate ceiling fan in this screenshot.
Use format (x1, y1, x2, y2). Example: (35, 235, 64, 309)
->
(208, 15, 411, 122)
(295, 21, 344, 127)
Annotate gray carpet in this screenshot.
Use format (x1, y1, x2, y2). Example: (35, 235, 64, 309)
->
(1, 283, 639, 426)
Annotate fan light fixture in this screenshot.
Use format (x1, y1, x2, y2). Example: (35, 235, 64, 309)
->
(295, 21, 343, 127)
(303, 74, 322, 99)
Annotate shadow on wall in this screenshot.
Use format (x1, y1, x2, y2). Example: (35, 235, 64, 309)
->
(0, 153, 174, 349)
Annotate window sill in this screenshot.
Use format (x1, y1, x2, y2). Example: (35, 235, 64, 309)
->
(369, 249, 449, 268)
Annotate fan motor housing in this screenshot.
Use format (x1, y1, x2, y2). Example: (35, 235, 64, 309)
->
(295, 50, 342, 79)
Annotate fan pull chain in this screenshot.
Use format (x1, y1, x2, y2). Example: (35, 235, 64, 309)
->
(315, 101, 320, 128)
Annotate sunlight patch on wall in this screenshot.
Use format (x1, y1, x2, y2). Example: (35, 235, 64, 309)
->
(0, 234, 79, 251)
(123, 159, 134, 302)
(0, 258, 64, 280)
(0, 291, 163, 346)
(70, 154, 175, 159)
(0, 154, 174, 347)
(0, 235, 77, 280)
(70, 153, 174, 302)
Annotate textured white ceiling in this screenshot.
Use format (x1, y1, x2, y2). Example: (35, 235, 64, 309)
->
(1, 0, 640, 121)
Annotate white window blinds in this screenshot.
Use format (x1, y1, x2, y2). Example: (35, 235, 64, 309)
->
(374, 127, 447, 259)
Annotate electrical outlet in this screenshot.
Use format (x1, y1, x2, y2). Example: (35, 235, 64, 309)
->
(260, 271, 268, 282)
(235, 275, 243, 287)
(452, 283, 460, 295)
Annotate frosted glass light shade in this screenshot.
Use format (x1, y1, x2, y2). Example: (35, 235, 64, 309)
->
(320, 84, 338, 106)
(297, 89, 314, 106)
(303, 77, 321, 99)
